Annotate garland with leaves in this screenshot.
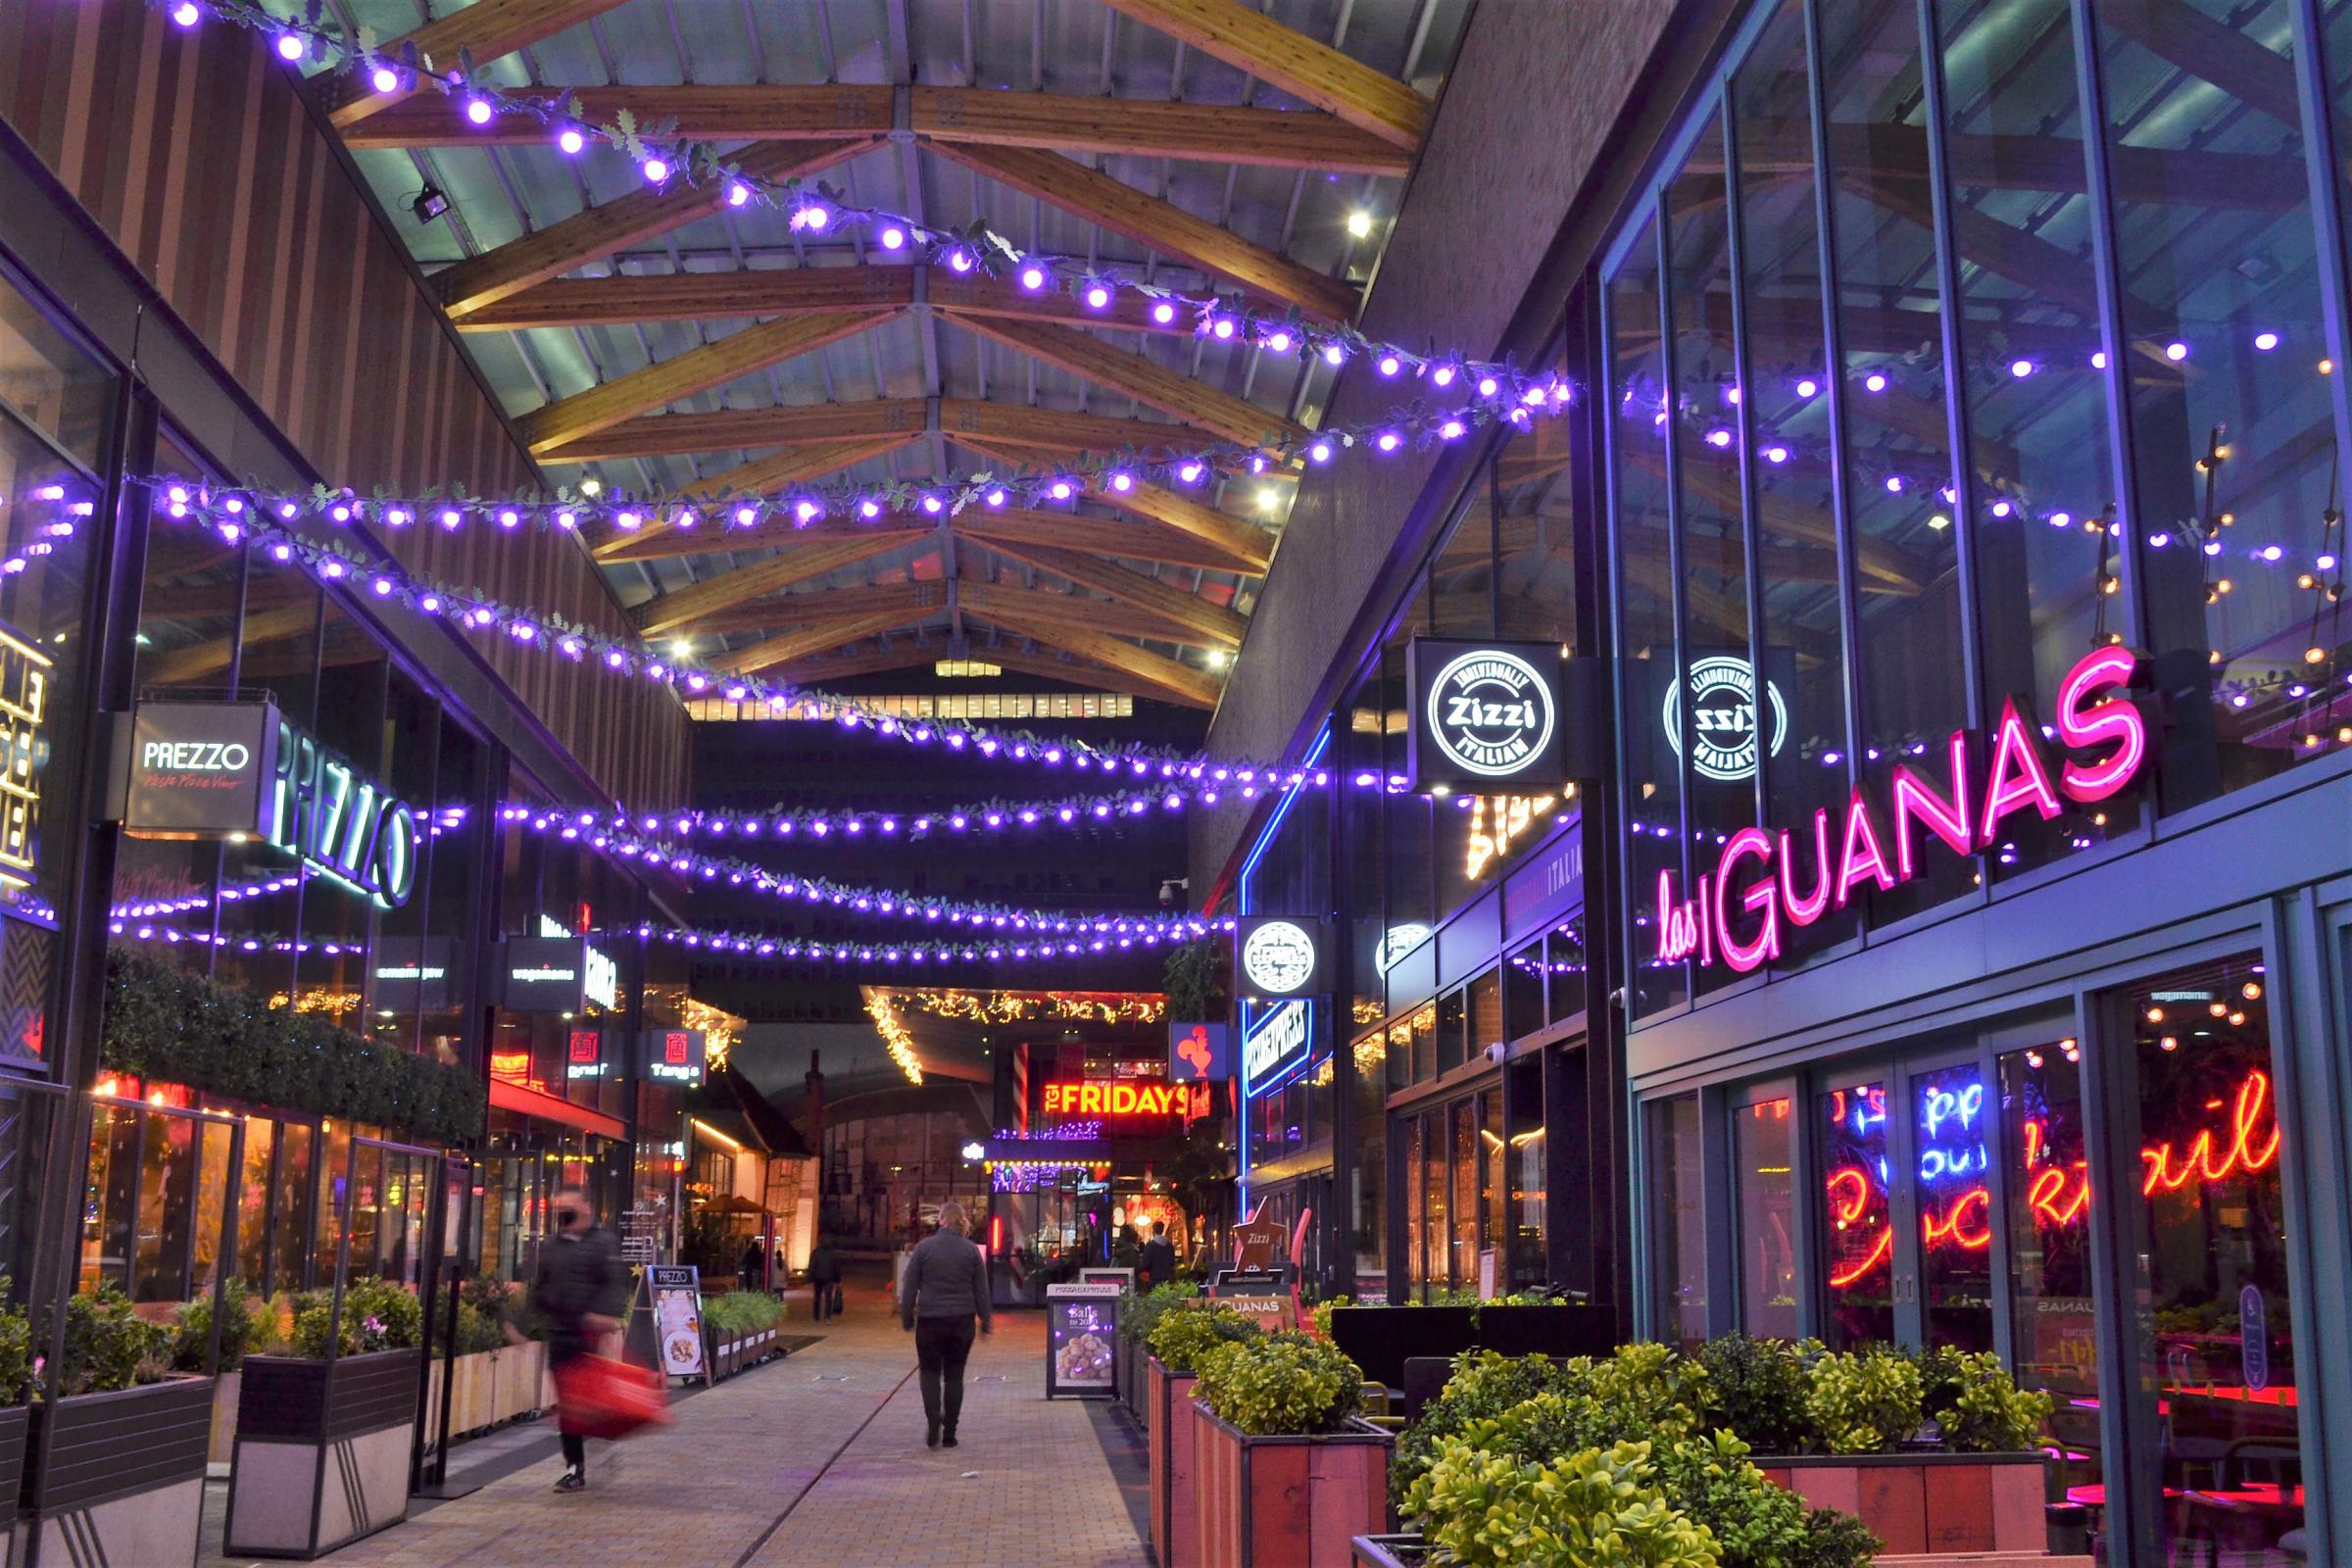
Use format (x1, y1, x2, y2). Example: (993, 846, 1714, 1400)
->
(101, 948, 486, 1145)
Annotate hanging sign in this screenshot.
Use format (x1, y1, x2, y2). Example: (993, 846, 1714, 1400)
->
(1041, 1080, 1210, 1120)
(564, 1026, 609, 1080)
(1407, 639, 1563, 791)
(1241, 1001, 1310, 1091)
(500, 936, 595, 1013)
(1655, 646, 2151, 972)
(643, 1028, 707, 1087)
(1663, 652, 1790, 784)
(1168, 1020, 1230, 1082)
(1234, 916, 1324, 999)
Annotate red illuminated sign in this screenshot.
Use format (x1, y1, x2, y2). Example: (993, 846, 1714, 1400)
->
(1042, 1080, 1209, 1120)
(1658, 646, 2150, 971)
(565, 1027, 607, 1080)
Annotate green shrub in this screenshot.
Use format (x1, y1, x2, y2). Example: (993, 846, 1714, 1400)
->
(172, 1282, 260, 1371)
(1407, 1439, 1723, 1568)
(1589, 1342, 1713, 1442)
(1918, 1347, 2051, 1452)
(0, 1285, 29, 1403)
(61, 1285, 172, 1395)
(1145, 1302, 1258, 1373)
(289, 1277, 424, 1358)
(1803, 1347, 1922, 1454)
(1646, 1431, 1877, 1568)
(1393, 1351, 1589, 1508)
(1194, 1330, 1362, 1436)
(1120, 1281, 1200, 1347)
(706, 1290, 784, 1340)
(1693, 1334, 1816, 1455)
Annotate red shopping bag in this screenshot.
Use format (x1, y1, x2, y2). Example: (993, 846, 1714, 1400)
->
(553, 1354, 672, 1441)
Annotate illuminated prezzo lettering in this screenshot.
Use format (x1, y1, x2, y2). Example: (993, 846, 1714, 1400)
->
(270, 721, 418, 908)
(0, 628, 51, 892)
(1658, 647, 2149, 969)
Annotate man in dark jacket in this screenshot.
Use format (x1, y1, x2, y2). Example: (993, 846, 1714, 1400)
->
(532, 1185, 629, 1493)
(807, 1234, 842, 1323)
(1140, 1220, 1177, 1290)
(899, 1201, 992, 1449)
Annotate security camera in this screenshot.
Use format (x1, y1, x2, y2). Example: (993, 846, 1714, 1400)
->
(1158, 877, 1189, 909)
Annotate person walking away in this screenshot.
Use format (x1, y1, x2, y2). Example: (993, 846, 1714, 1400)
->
(1140, 1220, 1177, 1290)
(530, 1184, 628, 1493)
(807, 1233, 842, 1323)
(900, 1201, 992, 1448)
(738, 1238, 764, 1294)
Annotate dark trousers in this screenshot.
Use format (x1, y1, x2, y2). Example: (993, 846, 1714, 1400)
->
(550, 1335, 591, 1471)
(914, 1315, 977, 1434)
(812, 1282, 834, 1322)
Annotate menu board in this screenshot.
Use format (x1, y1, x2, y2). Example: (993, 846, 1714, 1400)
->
(650, 1264, 707, 1380)
(1044, 1282, 1121, 1398)
(619, 1208, 661, 1266)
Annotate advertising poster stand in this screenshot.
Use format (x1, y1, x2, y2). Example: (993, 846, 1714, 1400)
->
(1045, 1283, 1121, 1398)
(635, 1265, 709, 1385)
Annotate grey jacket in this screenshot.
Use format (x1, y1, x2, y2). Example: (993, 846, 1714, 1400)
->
(901, 1228, 993, 1329)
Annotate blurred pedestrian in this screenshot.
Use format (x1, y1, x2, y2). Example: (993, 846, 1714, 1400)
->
(808, 1232, 842, 1323)
(528, 1185, 628, 1494)
(1141, 1220, 1176, 1289)
(737, 1238, 764, 1293)
(900, 1201, 992, 1448)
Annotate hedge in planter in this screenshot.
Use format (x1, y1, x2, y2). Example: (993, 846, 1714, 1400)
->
(102, 950, 485, 1145)
(1150, 1304, 1260, 1568)
(1193, 1332, 1389, 1568)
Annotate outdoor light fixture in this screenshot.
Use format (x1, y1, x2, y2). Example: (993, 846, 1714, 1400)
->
(408, 183, 450, 225)
(961, 1141, 985, 1162)
(1347, 210, 1374, 238)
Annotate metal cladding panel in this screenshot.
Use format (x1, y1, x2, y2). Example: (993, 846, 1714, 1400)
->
(25, 1376, 215, 1515)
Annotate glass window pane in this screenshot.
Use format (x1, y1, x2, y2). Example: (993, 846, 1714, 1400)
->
(1735, 1096, 1797, 1339)
(1611, 214, 1688, 1018)
(1468, 969, 1503, 1055)
(1506, 1054, 1546, 1292)
(1999, 1038, 2101, 1502)
(1437, 989, 1465, 1076)
(1403, 1113, 1424, 1298)
(1940, 0, 2131, 879)
(1736, 0, 1857, 963)
(1913, 1063, 1994, 1351)
(1423, 1111, 1447, 1294)
(1547, 916, 1588, 1021)
(2122, 956, 2300, 1556)
(1821, 1080, 1893, 1348)
(1480, 1090, 1504, 1292)
(1504, 941, 1545, 1040)
(0, 273, 111, 466)
(1450, 1099, 1477, 1292)
(1645, 1093, 1707, 1348)
(1822, 0, 1975, 922)
(2109, 3, 2340, 811)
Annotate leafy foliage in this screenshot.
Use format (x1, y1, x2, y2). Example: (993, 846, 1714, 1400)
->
(1193, 1329, 1363, 1436)
(1120, 1281, 1200, 1347)
(288, 1278, 424, 1359)
(1802, 1347, 1924, 1454)
(1918, 1347, 2052, 1452)
(1393, 1349, 1589, 1508)
(61, 1285, 173, 1395)
(172, 1282, 261, 1371)
(705, 1290, 785, 1340)
(102, 951, 485, 1144)
(1407, 1440, 1725, 1568)
(1692, 1334, 1816, 1456)
(1145, 1302, 1259, 1373)
(1162, 940, 1223, 1021)
(0, 1284, 29, 1404)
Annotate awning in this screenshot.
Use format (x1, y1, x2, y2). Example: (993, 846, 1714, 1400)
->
(489, 1077, 627, 1141)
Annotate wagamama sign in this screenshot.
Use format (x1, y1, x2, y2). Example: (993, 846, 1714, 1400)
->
(1656, 646, 2150, 972)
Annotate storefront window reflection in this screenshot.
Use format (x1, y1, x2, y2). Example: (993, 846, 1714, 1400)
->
(1735, 1097, 1796, 1340)
(1999, 1040, 2099, 1502)
(1645, 1094, 1705, 1348)
(1820, 1081, 1893, 1348)
(1913, 1063, 1994, 1351)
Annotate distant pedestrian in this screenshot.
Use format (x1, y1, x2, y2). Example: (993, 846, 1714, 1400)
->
(808, 1233, 842, 1323)
(1140, 1220, 1176, 1289)
(738, 1239, 764, 1293)
(529, 1185, 628, 1494)
(900, 1201, 993, 1449)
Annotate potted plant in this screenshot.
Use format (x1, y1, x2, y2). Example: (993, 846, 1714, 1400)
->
(1122, 1282, 1200, 1430)
(22, 1283, 214, 1568)
(1149, 1303, 1261, 1568)
(173, 1280, 262, 1465)
(0, 1285, 32, 1564)
(1192, 1329, 1390, 1568)
(224, 1276, 426, 1559)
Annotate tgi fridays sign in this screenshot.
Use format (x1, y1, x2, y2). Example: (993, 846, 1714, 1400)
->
(1655, 647, 2150, 971)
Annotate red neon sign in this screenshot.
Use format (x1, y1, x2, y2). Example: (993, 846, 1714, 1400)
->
(1042, 1080, 1208, 1120)
(2140, 1070, 2280, 1195)
(1661, 646, 2149, 970)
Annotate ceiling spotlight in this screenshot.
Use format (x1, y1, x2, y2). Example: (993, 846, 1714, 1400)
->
(408, 183, 450, 225)
(1256, 486, 1281, 514)
(579, 476, 603, 498)
(1206, 649, 1229, 668)
(1347, 210, 1373, 239)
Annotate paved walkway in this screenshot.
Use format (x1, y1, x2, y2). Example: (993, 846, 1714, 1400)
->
(206, 1280, 1151, 1568)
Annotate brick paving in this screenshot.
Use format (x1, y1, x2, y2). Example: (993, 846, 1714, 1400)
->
(206, 1279, 1149, 1568)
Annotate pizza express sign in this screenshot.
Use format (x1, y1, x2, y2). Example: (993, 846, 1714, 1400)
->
(125, 702, 419, 907)
(1406, 639, 1564, 791)
(1234, 916, 1324, 999)
(1656, 646, 2152, 972)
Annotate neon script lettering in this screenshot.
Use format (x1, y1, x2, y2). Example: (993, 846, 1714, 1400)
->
(1042, 1081, 1207, 1119)
(1659, 646, 2148, 969)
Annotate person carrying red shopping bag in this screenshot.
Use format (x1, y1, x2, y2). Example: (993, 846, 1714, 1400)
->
(527, 1185, 637, 1492)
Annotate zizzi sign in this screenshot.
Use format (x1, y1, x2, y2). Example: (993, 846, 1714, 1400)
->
(1407, 640, 1562, 790)
(1242, 1000, 1311, 1088)
(125, 702, 419, 907)
(1665, 654, 1788, 783)
(1656, 647, 2150, 972)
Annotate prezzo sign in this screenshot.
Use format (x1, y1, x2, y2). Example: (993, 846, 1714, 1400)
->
(1656, 647, 2150, 972)
(124, 702, 419, 907)
(1407, 639, 1563, 790)
(1242, 1000, 1311, 1088)
(0, 625, 52, 894)
(1664, 654, 1788, 783)
(1235, 917, 1321, 998)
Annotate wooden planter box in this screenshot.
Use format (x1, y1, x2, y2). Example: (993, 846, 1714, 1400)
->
(24, 1377, 212, 1568)
(1351, 1538, 1421, 1568)
(1149, 1360, 1199, 1568)
(0, 1403, 27, 1562)
(1193, 1403, 1391, 1568)
(1755, 1452, 2046, 1556)
(226, 1348, 423, 1559)
(1355, 1532, 2086, 1568)
(423, 1345, 546, 1441)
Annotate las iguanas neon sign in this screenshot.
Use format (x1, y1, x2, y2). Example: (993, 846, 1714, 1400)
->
(1656, 646, 2149, 971)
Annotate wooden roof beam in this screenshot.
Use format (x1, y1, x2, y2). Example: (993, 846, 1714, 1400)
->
(954, 437, 1274, 571)
(924, 141, 1357, 320)
(966, 538, 1247, 649)
(516, 312, 889, 457)
(960, 595, 1220, 709)
(343, 83, 896, 146)
(1097, 0, 1431, 151)
(943, 313, 1306, 448)
(544, 398, 1199, 465)
(957, 578, 1214, 649)
(630, 534, 933, 638)
(682, 580, 949, 639)
(326, 0, 634, 127)
(981, 643, 1199, 705)
(434, 140, 879, 319)
(723, 608, 945, 676)
(956, 509, 1265, 574)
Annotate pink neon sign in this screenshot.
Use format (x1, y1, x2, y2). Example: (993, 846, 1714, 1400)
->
(1657, 646, 2150, 970)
